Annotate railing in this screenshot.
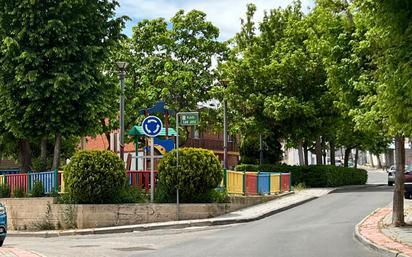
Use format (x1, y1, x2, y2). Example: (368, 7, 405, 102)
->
(184, 138, 239, 152)
(0, 169, 291, 197)
(127, 170, 158, 193)
(0, 170, 62, 196)
(225, 170, 291, 195)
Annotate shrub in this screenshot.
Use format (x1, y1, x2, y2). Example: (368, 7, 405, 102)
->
(234, 164, 368, 187)
(157, 147, 223, 203)
(64, 150, 127, 204)
(234, 164, 259, 171)
(13, 187, 26, 198)
(114, 186, 147, 203)
(31, 180, 45, 197)
(0, 184, 10, 198)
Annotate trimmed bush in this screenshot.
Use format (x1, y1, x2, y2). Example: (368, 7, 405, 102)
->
(157, 147, 223, 203)
(64, 150, 127, 204)
(234, 164, 259, 171)
(234, 164, 368, 187)
(31, 180, 45, 197)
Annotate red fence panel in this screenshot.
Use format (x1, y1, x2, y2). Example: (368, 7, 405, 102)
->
(245, 172, 258, 195)
(6, 174, 29, 195)
(281, 173, 291, 192)
(127, 170, 158, 193)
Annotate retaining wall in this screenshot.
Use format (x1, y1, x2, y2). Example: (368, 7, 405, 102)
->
(1, 193, 290, 231)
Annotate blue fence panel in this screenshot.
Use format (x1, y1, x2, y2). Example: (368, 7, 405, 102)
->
(257, 172, 270, 194)
(0, 169, 20, 175)
(30, 171, 55, 194)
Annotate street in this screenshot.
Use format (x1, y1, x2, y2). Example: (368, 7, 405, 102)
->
(3, 169, 393, 257)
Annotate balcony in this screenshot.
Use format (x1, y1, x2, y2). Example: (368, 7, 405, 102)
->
(184, 138, 239, 152)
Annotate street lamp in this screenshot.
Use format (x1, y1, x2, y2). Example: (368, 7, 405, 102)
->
(221, 80, 229, 170)
(116, 61, 129, 161)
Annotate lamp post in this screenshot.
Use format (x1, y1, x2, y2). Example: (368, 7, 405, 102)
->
(116, 61, 129, 161)
(221, 80, 228, 170)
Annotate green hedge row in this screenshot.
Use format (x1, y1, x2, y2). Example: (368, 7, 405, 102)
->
(235, 164, 367, 187)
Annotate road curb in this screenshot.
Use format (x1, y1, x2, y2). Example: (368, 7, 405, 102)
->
(354, 208, 406, 257)
(7, 191, 321, 238)
(328, 184, 385, 194)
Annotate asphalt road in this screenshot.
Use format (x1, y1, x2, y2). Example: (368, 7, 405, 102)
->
(5, 169, 393, 257)
(134, 186, 393, 257)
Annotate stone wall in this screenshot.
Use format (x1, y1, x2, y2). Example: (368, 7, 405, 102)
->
(0, 193, 289, 231)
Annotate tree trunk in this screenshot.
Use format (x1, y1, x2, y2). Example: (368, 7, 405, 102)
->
(344, 148, 351, 167)
(354, 149, 359, 169)
(376, 154, 382, 169)
(393, 136, 405, 226)
(52, 132, 62, 170)
(101, 119, 111, 150)
(370, 152, 375, 167)
(330, 141, 336, 166)
(298, 141, 304, 166)
(18, 139, 31, 173)
(40, 136, 48, 164)
(315, 136, 322, 165)
(321, 138, 326, 164)
(303, 142, 309, 166)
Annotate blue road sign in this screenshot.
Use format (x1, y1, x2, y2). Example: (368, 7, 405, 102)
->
(142, 116, 163, 137)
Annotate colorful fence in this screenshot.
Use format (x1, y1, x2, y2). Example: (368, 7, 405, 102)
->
(227, 171, 244, 194)
(29, 171, 57, 194)
(0, 169, 291, 196)
(225, 170, 291, 195)
(127, 170, 158, 193)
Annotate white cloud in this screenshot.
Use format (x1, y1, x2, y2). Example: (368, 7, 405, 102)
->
(117, 0, 315, 40)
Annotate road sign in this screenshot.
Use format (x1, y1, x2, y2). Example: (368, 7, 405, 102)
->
(142, 116, 163, 137)
(179, 112, 199, 126)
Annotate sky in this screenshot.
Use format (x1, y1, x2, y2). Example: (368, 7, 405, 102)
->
(116, 0, 315, 41)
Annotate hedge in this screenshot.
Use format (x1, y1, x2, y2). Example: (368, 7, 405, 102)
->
(234, 164, 367, 187)
(64, 150, 127, 204)
(157, 147, 223, 203)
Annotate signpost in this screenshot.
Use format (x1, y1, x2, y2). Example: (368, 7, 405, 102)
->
(175, 112, 199, 220)
(142, 116, 163, 203)
(179, 113, 199, 126)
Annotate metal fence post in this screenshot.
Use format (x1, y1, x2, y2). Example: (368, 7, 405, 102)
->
(54, 168, 58, 193)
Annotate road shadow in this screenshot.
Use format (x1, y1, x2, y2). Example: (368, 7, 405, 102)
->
(330, 185, 394, 194)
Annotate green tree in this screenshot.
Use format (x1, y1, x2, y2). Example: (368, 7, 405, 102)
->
(220, 2, 333, 166)
(0, 0, 126, 171)
(121, 10, 227, 130)
(355, 0, 412, 226)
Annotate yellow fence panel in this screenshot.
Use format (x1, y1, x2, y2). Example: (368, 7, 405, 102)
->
(0, 175, 4, 185)
(227, 171, 244, 194)
(270, 173, 281, 194)
(59, 171, 65, 193)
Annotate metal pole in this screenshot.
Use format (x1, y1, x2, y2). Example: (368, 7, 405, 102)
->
(150, 137, 154, 203)
(223, 100, 228, 169)
(176, 113, 180, 219)
(176, 113, 179, 166)
(119, 70, 125, 161)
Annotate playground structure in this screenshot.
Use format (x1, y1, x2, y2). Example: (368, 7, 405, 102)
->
(126, 101, 177, 192)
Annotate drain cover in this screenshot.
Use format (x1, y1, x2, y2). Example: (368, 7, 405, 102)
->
(113, 247, 154, 252)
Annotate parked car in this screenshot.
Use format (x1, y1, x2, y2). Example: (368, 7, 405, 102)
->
(387, 165, 397, 186)
(335, 160, 342, 167)
(0, 203, 6, 246)
(403, 164, 412, 199)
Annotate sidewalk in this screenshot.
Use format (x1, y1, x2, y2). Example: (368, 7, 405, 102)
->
(0, 247, 43, 257)
(356, 200, 412, 257)
(8, 188, 333, 238)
